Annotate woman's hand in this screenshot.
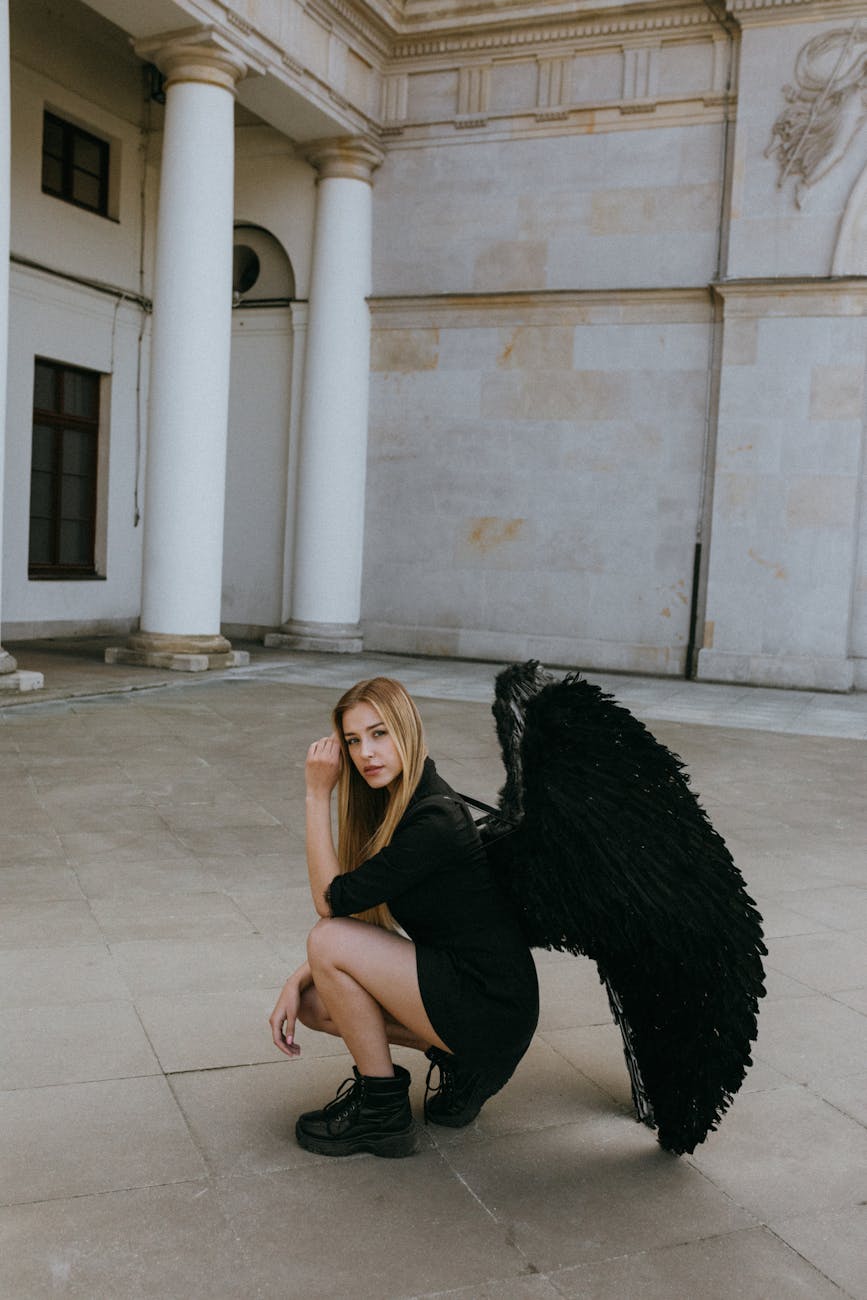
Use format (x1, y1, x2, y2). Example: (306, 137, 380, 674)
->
(306, 735, 342, 799)
(268, 979, 303, 1059)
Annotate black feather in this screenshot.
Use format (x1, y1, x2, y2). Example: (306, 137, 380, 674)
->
(486, 664, 766, 1155)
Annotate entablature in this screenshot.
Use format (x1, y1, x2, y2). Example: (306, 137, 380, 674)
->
(82, 0, 736, 146)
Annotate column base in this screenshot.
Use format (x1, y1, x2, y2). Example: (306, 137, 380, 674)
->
(0, 670, 44, 692)
(0, 646, 43, 692)
(264, 619, 363, 654)
(105, 631, 250, 673)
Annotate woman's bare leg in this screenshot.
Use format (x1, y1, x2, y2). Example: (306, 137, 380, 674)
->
(306, 917, 451, 1075)
(298, 983, 430, 1052)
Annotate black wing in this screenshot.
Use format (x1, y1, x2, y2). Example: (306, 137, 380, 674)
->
(486, 663, 766, 1155)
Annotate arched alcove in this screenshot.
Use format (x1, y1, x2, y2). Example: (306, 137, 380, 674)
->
(232, 223, 296, 303)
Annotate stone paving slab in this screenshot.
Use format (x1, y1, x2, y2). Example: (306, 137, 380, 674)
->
(0, 663, 865, 1297)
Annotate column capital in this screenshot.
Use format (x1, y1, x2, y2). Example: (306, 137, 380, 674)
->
(135, 26, 263, 94)
(304, 138, 384, 184)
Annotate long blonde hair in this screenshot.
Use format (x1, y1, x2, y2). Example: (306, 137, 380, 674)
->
(332, 677, 427, 930)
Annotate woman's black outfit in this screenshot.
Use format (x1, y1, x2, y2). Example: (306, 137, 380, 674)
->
(326, 757, 539, 1079)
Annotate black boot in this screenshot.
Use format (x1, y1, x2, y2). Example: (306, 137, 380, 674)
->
(295, 1064, 418, 1158)
(423, 1048, 512, 1128)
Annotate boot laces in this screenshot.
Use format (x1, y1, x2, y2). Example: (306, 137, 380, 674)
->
(323, 1076, 361, 1132)
(424, 1053, 456, 1124)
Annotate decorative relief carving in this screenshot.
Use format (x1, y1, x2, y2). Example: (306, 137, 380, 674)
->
(226, 12, 254, 36)
(536, 56, 571, 120)
(766, 22, 867, 207)
(456, 64, 490, 126)
(620, 44, 659, 113)
(382, 72, 409, 122)
(622, 46, 660, 101)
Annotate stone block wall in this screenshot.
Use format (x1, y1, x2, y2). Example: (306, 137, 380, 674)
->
(363, 6, 867, 689)
(700, 283, 867, 691)
(372, 126, 725, 295)
(364, 86, 724, 673)
(364, 292, 711, 672)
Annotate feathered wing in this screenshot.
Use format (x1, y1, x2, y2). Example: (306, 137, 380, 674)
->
(486, 663, 767, 1155)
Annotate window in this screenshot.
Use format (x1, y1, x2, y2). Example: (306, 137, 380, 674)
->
(41, 111, 109, 216)
(29, 360, 101, 577)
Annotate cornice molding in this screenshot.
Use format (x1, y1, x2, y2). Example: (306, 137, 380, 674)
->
(214, 0, 725, 67)
(391, 7, 719, 58)
(726, 0, 867, 25)
(305, 0, 393, 57)
(217, 0, 392, 61)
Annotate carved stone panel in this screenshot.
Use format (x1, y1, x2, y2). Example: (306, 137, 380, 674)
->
(766, 23, 867, 208)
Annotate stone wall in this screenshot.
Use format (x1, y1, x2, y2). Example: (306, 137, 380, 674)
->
(363, 6, 867, 688)
(700, 283, 867, 691)
(365, 291, 711, 672)
(364, 79, 725, 671)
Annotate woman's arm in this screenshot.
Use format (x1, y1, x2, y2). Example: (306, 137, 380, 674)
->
(327, 799, 460, 918)
(305, 735, 342, 916)
(268, 959, 313, 1058)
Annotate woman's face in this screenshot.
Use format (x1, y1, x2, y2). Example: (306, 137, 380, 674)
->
(341, 701, 404, 789)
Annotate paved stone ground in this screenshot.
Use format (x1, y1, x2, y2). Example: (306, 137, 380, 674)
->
(1, 646, 865, 1298)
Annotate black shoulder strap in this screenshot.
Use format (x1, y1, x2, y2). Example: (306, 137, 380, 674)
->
(455, 791, 500, 817)
(455, 792, 520, 828)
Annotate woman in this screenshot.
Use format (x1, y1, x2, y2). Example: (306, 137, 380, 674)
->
(268, 676, 539, 1158)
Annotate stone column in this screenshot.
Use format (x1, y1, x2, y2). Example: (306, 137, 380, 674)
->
(107, 30, 258, 672)
(0, 0, 41, 692)
(266, 139, 382, 654)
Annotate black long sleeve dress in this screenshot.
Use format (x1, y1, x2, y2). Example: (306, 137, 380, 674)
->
(326, 757, 539, 1077)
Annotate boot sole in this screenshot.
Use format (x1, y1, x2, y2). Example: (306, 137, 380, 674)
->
(295, 1122, 419, 1158)
(424, 1105, 482, 1128)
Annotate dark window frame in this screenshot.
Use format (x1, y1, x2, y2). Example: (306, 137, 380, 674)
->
(28, 359, 101, 579)
(41, 110, 110, 218)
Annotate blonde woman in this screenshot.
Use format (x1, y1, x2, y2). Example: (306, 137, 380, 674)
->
(268, 676, 539, 1157)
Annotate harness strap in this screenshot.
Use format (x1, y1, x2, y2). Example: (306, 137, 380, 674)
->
(455, 791, 500, 817)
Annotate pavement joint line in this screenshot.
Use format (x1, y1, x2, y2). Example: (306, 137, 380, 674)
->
(0, 1175, 215, 1212)
(427, 1138, 522, 1247)
(764, 1224, 857, 1299)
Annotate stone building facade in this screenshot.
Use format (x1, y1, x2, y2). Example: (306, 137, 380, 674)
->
(1, 0, 866, 691)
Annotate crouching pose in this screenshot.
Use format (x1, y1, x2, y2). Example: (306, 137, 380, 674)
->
(268, 676, 539, 1157)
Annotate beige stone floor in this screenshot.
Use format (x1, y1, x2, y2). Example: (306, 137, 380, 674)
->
(1, 651, 865, 1298)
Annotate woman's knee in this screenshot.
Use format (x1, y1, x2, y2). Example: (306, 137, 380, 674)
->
(306, 916, 344, 967)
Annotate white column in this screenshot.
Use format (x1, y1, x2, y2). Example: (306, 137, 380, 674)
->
(267, 139, 382, 654)
(0, 0, 40, 692)
(108, 30, 256, 673)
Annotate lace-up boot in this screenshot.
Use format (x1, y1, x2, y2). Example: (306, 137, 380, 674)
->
(424, 1047, 511, 1128)
(295, 1064, 418, 1157)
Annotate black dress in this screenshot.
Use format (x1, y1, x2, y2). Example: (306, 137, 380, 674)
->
(326, 758, 539, 1075)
